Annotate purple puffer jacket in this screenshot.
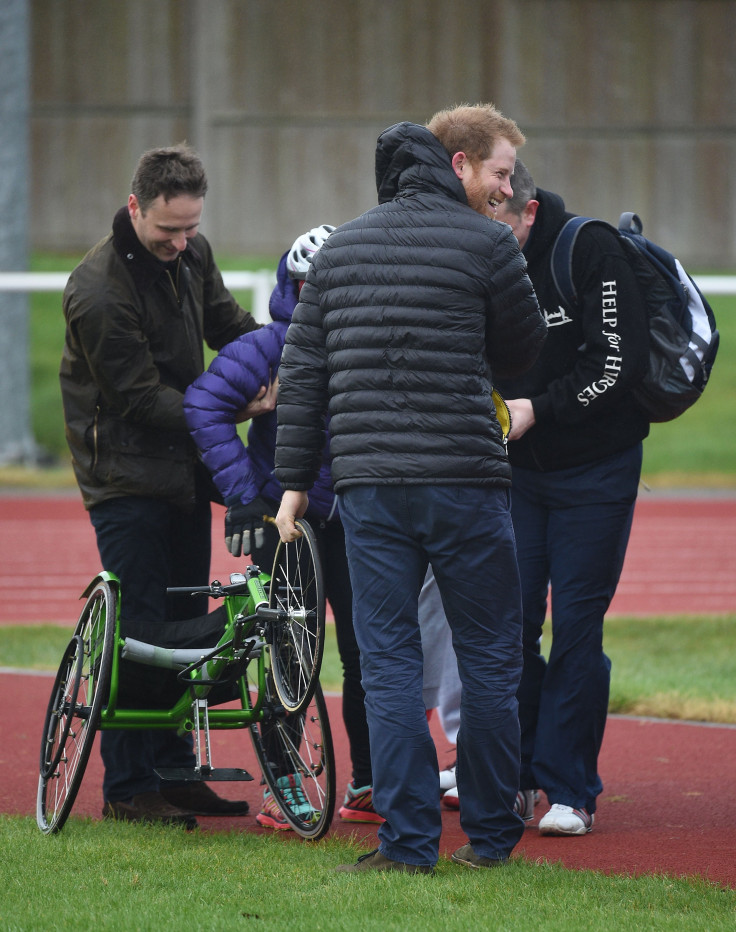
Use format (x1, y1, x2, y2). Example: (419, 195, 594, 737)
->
(184, 253, 337, 518)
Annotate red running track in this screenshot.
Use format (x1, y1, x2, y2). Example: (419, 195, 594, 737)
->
(1, 491, 735, 886)
(2, 673, 735, 888)
(1, 492, 735, 625)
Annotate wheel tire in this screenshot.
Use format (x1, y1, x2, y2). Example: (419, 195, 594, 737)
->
(36, 579, 117, 834)
(267, 518, 325, 715)
(250, 673, 335, 840)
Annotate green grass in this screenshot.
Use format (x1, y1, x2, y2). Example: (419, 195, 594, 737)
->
(11, 255, 736, 488)
(0, 816, 733, 931)
(605, 615, 736, 722)
(641, 295, 736, 484)
(2, 621, 734, 927)
(3, 258, 735, 926)
(3, 615, 735, 725)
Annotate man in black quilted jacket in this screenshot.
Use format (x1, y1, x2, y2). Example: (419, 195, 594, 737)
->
(273, 104, 546, 873)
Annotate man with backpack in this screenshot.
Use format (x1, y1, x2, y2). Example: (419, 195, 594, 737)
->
(494, 160, 650, 835)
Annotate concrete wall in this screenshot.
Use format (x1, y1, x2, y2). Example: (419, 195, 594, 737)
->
(30, 0, 736, 266)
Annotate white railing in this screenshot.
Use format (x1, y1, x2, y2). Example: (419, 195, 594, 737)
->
(691, 276, 736, 295)
(0, 270, 277, 325)
(0, 272, 733, 324)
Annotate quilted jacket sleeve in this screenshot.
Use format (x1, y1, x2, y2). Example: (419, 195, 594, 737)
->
(274, 277, 330, 491)
(485, 224, 547, 380)
(184, 324, 284, 504)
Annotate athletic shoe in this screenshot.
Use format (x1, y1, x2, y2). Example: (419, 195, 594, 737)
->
(444, 787, 538, 818)
(256, 789, 291, 831)
(256, 773, 314, 831)
(338, 781, 385, 823)
(335, 848, 434, 874)
(442, 785, 459, 809)
(451, 843, 509, 869)
(515, 789, 537, 822)
(439, 764, 457, 794)
(539, 803, 594, 836)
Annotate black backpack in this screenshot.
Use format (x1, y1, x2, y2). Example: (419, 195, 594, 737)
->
(550, 212, 719, 423)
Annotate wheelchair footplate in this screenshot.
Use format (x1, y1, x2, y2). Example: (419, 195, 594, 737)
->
(155, 766, 254, 783)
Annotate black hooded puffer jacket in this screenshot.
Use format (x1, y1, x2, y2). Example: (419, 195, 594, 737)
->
(275, 121, 547, 493)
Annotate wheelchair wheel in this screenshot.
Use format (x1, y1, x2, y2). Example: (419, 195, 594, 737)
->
(250, 674, 335, 840)
(37, 578, 117, 834)
(267, 518, 325, 715)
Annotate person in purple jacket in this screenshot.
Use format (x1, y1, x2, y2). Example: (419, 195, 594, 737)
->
(184, 225, 380, 829)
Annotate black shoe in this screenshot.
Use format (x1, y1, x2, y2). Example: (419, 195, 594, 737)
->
(335, 848, 434, 875)
(160, 782, 249, 816)
(102, 791, 197, 829)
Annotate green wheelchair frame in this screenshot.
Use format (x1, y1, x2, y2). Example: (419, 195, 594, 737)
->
(36, 519, 335, 839)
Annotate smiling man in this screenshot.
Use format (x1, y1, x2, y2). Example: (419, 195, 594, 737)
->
(274, 104, 547, 872)
(59, 144, 265, 828)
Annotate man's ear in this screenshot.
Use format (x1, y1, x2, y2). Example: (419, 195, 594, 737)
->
(451, 151, 467, 179)
(523, 199, 540, 225)
(128, 193, 140, 220)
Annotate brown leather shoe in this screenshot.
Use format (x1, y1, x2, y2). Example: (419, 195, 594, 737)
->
(102, 791, 197, 829)
(451, 843, 509, 869)
(160, 782, 249, 816)
(335, 848, 434, 875)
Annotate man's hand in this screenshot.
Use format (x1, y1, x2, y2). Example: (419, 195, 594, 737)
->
(235, 376, 279, 423)
(225, 496, 275, 556)
(275, 490, 309, 543)
(506, 398, 536, 441)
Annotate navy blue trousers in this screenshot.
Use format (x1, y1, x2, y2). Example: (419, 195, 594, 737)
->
(89, 494, 212, 803)
(340, 485, 525, 866)
(511, 444, 642, 813)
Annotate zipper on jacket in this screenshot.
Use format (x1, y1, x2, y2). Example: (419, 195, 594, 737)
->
(92, 405, 100, 470)
(166, 257, 181, 304)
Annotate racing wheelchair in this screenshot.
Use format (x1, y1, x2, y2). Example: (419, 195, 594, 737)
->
(36, 519, 335, 839)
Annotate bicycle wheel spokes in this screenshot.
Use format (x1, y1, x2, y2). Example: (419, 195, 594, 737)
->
(39, 635, 84, 780)
(268, 519, 325, 714)
(37, 579, 116, 834)
(250, 677, 335, 840)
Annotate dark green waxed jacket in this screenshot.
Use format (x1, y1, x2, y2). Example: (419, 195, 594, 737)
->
(60, 207, 259, 510)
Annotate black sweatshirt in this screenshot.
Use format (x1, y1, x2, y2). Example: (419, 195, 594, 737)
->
(497, 189, 650, 472)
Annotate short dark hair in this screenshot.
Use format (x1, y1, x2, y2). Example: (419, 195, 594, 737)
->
(505, 160, 537, 216)
(131, 143, 208, 213)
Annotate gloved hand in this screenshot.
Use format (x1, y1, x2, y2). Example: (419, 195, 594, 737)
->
(225, 497, 274, 556)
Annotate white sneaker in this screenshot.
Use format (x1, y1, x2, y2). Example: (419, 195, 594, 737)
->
(439, 765, 457, 794)
(539, 803, 594, 836)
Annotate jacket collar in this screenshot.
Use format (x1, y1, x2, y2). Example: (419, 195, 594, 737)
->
(523, 188, 574, 265)
(111, 206, 197, 294)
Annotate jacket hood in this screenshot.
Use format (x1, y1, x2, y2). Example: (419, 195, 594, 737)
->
(375, 121, 468, 206)
(523, 188, 572, 264)
(268, 252, 300, 325)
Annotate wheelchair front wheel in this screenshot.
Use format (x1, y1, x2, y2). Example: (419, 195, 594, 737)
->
(37, 578, 117, 834)
(267, 518, 325, 715)
(250, 676, 335, 840)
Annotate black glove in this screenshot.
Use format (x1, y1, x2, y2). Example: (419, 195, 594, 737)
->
(224, 497, 274, 556)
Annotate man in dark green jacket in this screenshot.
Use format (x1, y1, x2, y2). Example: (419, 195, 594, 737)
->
(60, 144, 267, 826)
